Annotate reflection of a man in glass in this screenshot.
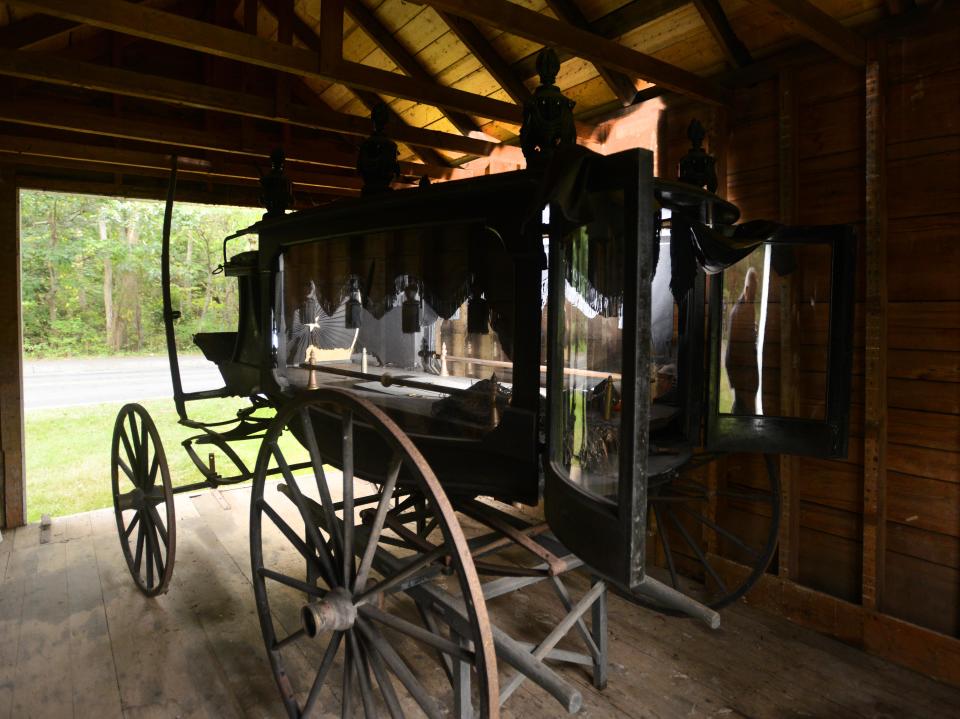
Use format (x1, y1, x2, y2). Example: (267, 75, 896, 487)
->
(725, 267, 759, 415)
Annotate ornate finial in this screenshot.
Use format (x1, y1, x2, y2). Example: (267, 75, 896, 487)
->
(536, 47, 560, 86)
(260, 147, 293, 219)
(357, 102, 400, 195)
(520, 47, 576, 170)
(678, 118, 718, 193)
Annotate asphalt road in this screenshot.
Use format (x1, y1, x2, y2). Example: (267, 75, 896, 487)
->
(23, 355, 224, 411)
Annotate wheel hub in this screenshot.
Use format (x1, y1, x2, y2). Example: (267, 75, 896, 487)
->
(301, 587, 356, 636)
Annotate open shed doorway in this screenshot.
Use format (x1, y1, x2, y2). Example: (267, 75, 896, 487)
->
(19, 189, 261, 523)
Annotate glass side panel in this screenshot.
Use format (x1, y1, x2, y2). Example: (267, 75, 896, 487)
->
(552, 192, 625, 501)
(279, 224, 517, 438)
(717, 242, 832, 420)
(651, 214, 678, 403)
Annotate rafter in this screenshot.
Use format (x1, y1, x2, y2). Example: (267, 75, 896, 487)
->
(341, 0, 481, 137)
(692, 0, 752, 68)
(0, 49, 496, 156)
(0, 133, 366, 195)
(320, 0, 343, 73)
(415, 0, 729, 106)
(7, 0, 523, 123)
(437, 11, 530, 106)
(543, 0, 637, 106)
(0, 99, 468, 180)
(0, 0, 180, 50)
(15, 172, 329, 208)
(511, 0, 688, 82)
(743, 0, 866, 66)
(259, 0, 453, 167)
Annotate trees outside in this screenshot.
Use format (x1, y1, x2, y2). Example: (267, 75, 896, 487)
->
(19, 191, 261, 357)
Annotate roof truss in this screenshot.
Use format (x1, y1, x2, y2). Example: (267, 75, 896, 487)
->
(416, 0, 730, 106)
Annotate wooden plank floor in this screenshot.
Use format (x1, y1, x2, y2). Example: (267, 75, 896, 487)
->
(2, 487, 958, 719)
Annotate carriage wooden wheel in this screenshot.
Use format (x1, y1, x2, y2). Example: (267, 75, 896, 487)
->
(250, 389, 498, 718)
(642, 454, 780, 612)
(111, 403, 176, 596)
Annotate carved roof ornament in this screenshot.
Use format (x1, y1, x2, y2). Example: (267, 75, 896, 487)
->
(260, 147, 293, 219)
(678, 118, 718, 194)
(357, 102, 401, 196)
(520, 47, 577, 170)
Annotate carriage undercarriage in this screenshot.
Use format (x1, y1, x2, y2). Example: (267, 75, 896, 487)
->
(110, 380, 779, 718)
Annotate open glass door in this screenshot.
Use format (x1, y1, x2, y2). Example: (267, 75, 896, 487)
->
(705, 225, 856, 458)
(542, 148, 653, 591)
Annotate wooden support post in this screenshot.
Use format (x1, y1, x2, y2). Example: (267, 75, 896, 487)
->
(241, 0, 258, 150)
(704, 105, 729, 557)
(862, 40, 887, 611)
(320, 0, 344, 74)
(777, 68, 800, 581)
(243, 0, 258, 33)
(0, 166, 24, 529)
(275, 0, 293, 121)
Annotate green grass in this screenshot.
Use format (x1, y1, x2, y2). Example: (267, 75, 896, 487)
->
(24, 397, 307, 523)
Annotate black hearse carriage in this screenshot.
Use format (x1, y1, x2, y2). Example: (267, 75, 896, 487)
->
(109, 62, 855, 718)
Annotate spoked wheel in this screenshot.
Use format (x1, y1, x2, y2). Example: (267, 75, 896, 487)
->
(250, 389, 498, 718)
(643, 453, 780, 612)
(111, 403, 176, 597)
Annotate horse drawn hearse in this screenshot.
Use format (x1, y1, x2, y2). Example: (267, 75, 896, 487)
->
(108, 52, 855, 718)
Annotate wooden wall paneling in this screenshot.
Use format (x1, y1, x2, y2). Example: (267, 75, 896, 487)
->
(0, 166, 23, 528)
(888, 408, 960, 453)
(887, 521, 960, 569)
(886, 471, 959, 537)
(886, 215, 960, 301)
(798, 526, 863, 603)
(777, 67, 800, 582)
(714, 554, 960, 685)
(882, 550, 959, 637)
(862, 40, 887, 611)
(887, 445, 960, 484)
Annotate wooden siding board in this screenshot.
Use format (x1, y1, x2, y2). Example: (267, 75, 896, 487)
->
(882, 550, 960, 637)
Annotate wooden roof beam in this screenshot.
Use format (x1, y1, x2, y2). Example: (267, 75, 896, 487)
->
(543, 0, 637, 106)
(15, 172, 339, 208)
(0, 133, 367, 194)
(414, 0, 730, 106)
(437, 11, 531, 106)
(0, 14, 76, 49)
(0, 99, 468, 180)
(0, 0, 181, 50)
(743, 0, 866, 66)
(259, 0, 454, 167)
(692, 0, 752, 68)
(7, 0, 523, 123)
(0, 49, 496, 156)
(510, 0, 688, 84)
(320, 0, 343, 72)
(340, 0, 481, 137)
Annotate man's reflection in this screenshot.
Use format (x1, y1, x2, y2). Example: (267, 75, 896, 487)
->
(725, 267, 760, 415)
